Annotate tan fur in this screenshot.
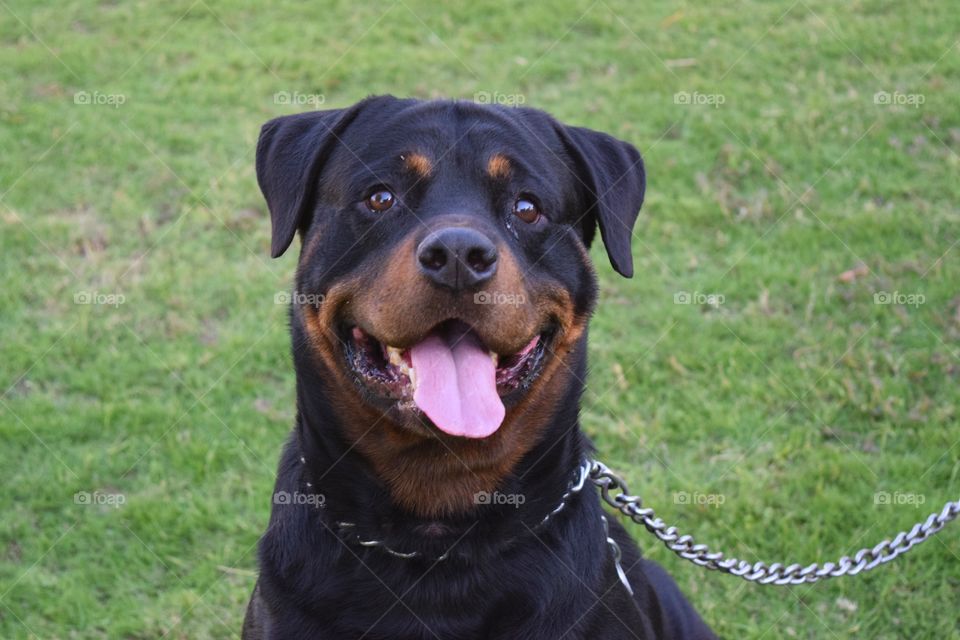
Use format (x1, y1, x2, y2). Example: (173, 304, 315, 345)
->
(403, 153, 432, 178)
(486, 154, 511, 180)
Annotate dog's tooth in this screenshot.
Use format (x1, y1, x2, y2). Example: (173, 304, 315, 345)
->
(407, 365, 417, 389)
(398, 359, 416, 387)
(389, 348, 417, 388)
(386, 346, 405, 366)
(490, 352, 499, 367)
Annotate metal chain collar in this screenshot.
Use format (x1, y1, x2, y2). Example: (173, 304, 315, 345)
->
(328, 459, 599, 562)
(329, 458, 637, 592)
(588, 459, 960, 586)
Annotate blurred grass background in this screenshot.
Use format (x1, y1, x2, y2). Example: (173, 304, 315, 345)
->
(1, 1, 959, 637)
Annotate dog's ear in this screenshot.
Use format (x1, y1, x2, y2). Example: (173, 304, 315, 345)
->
(256, 107, 360, 258)
(556, 124, 645, 278)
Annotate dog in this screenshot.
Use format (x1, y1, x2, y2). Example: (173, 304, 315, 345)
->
(242, 95, 716, 639)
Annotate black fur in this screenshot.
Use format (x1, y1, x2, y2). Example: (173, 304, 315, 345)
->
(244, 96, 715, 639)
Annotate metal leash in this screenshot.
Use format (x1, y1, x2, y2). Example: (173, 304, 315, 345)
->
(589, 459, 960, 585)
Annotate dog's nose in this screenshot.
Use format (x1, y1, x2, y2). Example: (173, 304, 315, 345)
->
(416, 227, 498, 291)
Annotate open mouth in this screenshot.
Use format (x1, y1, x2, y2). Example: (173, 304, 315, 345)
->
(345, 320, 550, 439)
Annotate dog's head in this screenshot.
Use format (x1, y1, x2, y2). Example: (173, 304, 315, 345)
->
(258, 95, 644, 515)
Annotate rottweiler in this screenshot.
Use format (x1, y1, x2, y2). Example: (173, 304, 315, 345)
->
(243, 95, 716, 639)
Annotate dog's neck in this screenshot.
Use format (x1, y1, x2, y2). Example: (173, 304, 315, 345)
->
(296, 444, 592, 563)
(289, 362, 590, 557)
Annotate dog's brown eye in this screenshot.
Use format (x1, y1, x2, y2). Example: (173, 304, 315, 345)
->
(513, 197, 541, 224)
(366, 190, 395, 213)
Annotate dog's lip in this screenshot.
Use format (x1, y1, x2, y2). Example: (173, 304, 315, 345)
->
(341, 319, 555, 407)
(347, 321, 549, 374)
(346, 317, 551, 358)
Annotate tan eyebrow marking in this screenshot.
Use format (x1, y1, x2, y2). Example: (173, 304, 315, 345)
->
(486, 154, 511, 180)
(402, 153, 432, 177)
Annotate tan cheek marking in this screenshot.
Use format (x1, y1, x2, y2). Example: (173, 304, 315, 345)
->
(404, 153, 432, 178)
(487, 154, 511, 180)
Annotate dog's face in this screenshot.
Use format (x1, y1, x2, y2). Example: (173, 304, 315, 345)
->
(257, 96, 645, 516)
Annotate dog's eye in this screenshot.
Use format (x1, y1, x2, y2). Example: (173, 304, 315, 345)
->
(513, 197, 541, 224)
(366, 190, 396, 213)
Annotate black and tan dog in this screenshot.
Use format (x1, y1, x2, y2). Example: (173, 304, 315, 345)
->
(243, 95, 715, 639)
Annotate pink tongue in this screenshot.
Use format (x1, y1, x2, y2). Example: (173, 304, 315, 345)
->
(409, 326, 505, 439)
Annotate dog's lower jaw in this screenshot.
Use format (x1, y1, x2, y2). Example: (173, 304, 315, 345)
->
(291, 323, 590, 510)
(293, 372, 588, 521)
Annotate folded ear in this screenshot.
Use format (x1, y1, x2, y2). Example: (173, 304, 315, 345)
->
(556, 125, 645, 278)
(256, 107, 359, 258)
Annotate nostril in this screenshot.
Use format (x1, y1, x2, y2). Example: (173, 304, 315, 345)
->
(419, 246, 447, 271)
(466, 247, 496, 273)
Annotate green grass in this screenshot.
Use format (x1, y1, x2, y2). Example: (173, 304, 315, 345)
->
(1, 0, 959, 637)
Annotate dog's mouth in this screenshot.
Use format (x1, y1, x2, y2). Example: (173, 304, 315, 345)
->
(345, 320, 551, 439)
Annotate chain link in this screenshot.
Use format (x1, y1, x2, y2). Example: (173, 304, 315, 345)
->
(588, 459, 960, 585)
